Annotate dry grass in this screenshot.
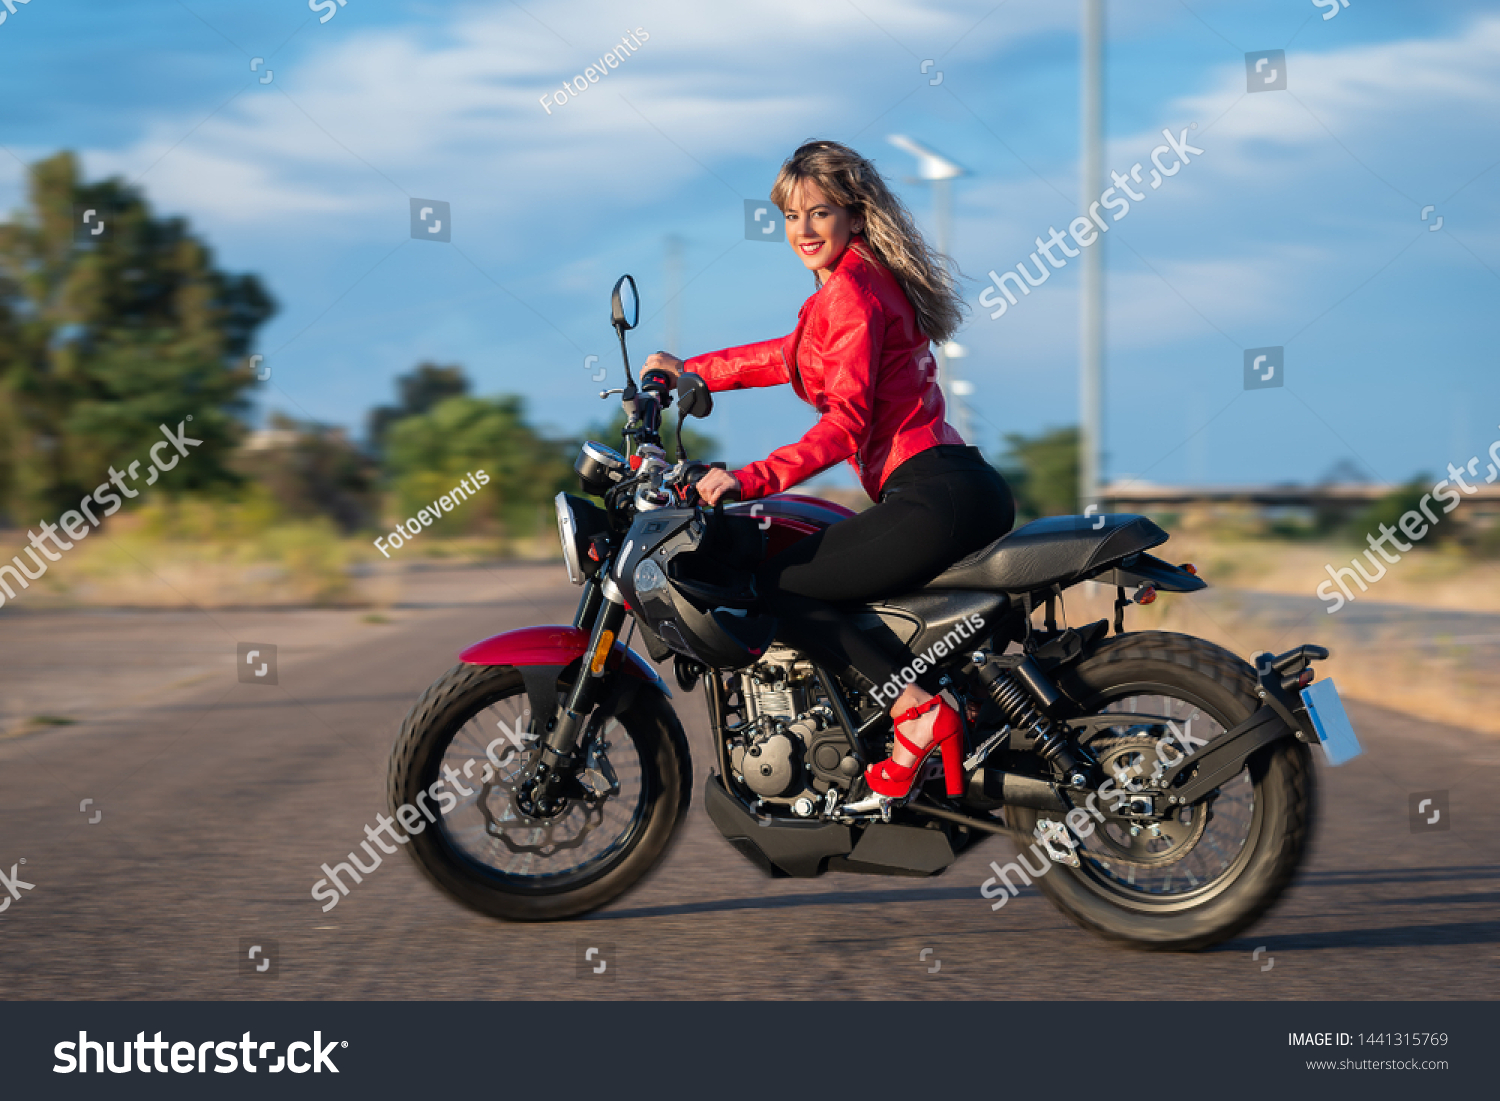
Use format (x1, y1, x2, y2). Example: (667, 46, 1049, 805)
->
(1062, 581, 1500, 737)
(1161, 529, 1500, 614)
(0, 498, 562, 610)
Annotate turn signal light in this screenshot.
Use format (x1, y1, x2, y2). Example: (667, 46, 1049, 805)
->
(589, 629, 616, 675)
(1180, 562, 1198, 575)
(1134, 584, 1158, 605)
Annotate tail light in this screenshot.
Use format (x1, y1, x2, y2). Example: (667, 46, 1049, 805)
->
(1282, 667, 1316, 691)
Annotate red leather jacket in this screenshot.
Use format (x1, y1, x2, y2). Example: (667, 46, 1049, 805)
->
(684, 239, 964, 502)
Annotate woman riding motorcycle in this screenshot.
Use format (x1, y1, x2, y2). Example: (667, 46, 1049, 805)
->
(645, 139, 1015, 800)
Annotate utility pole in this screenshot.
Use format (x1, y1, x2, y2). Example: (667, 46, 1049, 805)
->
(664, 234, 685, 354)
(1080, 0, 1105, 514)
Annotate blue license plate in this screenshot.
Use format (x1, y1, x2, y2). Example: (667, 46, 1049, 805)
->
(1300, 678, 1363, 766)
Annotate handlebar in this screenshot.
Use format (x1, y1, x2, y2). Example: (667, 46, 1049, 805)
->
(640, 368, 675, 406)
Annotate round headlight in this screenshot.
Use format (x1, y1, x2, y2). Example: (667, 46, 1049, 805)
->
(555, 493, 583, 585)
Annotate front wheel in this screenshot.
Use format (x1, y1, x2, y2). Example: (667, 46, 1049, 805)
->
(1009, 632, 1316, 951)
(387, 663, 691, 921)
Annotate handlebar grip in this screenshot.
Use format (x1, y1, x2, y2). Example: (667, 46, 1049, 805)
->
(641, 368, 675, 404)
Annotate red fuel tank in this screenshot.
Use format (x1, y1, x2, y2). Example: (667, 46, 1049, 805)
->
(725, 493, 857, 558)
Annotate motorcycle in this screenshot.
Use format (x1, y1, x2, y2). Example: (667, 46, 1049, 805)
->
(387, 274, 1363, 950)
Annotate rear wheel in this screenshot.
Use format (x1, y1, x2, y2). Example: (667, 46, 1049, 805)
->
(388, 663, 691, 921)
(1009, 632, 1315, 951)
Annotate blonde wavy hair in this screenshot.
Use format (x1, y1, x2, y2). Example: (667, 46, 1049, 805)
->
(770, 139, 965, 344)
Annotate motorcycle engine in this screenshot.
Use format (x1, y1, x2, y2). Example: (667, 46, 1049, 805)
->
(728, 648, 861, 810)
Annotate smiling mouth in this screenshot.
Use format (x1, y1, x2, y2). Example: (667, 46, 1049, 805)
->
(798, 240, 824, 256)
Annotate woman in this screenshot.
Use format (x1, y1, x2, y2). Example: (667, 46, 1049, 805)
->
(645, 139, 1014, 800)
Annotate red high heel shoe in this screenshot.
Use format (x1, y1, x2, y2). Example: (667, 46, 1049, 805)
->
(865, 696, 965, 798)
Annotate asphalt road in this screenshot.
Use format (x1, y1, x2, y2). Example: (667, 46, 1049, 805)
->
(1, 567, 1497, 1000)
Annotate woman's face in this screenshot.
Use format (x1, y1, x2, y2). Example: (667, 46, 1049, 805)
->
(782, 179, 864, 283)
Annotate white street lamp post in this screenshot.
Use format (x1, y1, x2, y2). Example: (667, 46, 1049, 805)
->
(886, 134, 973, 442)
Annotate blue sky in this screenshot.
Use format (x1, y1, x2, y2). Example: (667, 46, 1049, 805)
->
(3, 0, 1498, 493)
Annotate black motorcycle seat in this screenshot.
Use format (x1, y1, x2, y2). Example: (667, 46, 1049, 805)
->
(923, 513, 1168, 594)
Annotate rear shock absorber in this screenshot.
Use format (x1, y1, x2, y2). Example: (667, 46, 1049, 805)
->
(972, 655, 1090, 784)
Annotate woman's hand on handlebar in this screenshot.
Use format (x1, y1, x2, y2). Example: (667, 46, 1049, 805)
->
(643, 351, 683, 379)
(696, 467, 741, 506)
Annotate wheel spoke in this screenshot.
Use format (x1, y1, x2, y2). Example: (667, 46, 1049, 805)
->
(433, 689, 648, 883)
(1072, 689, 1258, 904)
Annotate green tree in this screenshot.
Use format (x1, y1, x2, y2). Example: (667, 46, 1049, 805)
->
(0, 151, 274, 524)
(384, 394, 574, 538)
(366, 362, 469, 455)
(1345, 476, 1449, 548)
(997, 425, 1079, 519)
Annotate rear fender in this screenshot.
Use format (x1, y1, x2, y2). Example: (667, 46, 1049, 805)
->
(459, 624, 670, 729)
(1102, 552, 1207, 593)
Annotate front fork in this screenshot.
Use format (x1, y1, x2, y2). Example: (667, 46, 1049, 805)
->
(521, 575, 627, 815)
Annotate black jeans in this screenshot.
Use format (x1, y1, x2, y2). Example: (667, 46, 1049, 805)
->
(756, 446, 1015, 699)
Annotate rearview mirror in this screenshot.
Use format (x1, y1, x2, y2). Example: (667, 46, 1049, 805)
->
(676, 371, 713, 419)
(611, 274, 639, 331)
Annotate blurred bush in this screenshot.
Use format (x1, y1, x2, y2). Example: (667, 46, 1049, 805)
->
(233, 412, 378, 533)
(996, 425, 1078, 520)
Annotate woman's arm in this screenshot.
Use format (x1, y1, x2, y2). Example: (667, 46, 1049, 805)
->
(732, 287, 883, 499)
(683, 337, 791, 392)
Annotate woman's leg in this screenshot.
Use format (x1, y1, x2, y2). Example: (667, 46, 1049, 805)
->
(757, 465, 1014, 761)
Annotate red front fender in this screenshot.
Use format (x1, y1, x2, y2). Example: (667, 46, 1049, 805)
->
(459, 624, 669, 694)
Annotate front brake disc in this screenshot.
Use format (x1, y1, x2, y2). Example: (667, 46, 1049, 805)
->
(475, 747, 607, 857)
